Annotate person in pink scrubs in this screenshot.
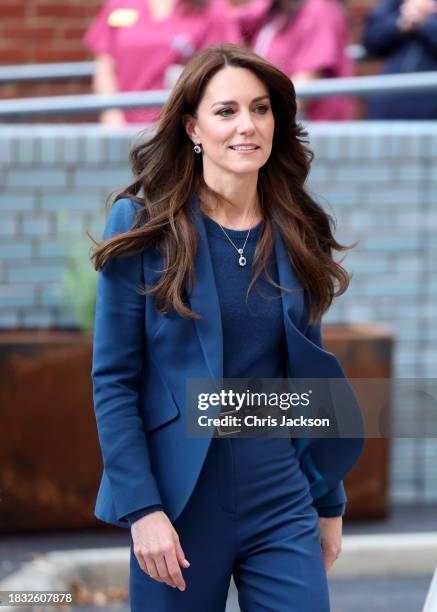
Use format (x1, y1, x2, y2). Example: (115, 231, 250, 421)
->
(232, 0, 356, 120)
(83, 0, 242, 124)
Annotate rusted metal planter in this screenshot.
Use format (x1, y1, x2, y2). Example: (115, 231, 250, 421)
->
(0, 330, 101, 534)
(0, 323, 392, 533)
(324, 323, 394, 520)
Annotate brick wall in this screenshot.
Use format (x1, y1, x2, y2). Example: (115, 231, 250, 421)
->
(1, 122, 436, 504)
(0, 1, 105, 103)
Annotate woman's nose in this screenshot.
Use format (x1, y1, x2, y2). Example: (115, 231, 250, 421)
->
(237, 111, 255, 134)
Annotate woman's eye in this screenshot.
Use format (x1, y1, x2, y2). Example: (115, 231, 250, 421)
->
(216, 104, 270, 117)
(217, 108, 234, 117)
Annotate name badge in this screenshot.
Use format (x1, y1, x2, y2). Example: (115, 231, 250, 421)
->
(107, 8, 139, 27)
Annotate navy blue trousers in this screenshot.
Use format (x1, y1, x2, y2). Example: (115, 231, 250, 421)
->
(129, 436, 330, 611)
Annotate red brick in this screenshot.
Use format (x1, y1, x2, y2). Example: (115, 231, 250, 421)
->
(0, 5, 26, 18)
(32, 48, 89, 63)
(0, 84, 16, 99)
(35, 4, 97, 18)
(2, 26, 56, 39)
(63, 27, 89, 39)
(0, 49, 28, 64)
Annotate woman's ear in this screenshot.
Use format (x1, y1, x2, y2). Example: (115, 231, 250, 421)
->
(182, 113, 199, 144)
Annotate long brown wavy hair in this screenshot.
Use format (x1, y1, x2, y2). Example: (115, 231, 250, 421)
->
(91, 44, 356, 326)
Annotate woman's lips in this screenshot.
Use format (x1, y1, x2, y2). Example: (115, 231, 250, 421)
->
(229, 145, 260, 153)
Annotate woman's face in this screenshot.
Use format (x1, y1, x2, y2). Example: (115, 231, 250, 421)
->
(184, 66, 275, 182)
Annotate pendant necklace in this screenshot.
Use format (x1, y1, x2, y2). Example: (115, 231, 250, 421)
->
(216, 210, 257, 267)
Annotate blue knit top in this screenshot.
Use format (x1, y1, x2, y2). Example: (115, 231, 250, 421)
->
(202, 212, 288, 380)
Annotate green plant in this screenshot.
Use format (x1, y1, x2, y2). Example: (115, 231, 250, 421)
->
(58, 210, 104, 334)
(62, 239, 98, 333)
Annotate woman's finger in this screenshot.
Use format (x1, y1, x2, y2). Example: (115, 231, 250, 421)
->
(144, 556, 163, 582)
(165, 549, 186, 591)
(154, 551, 175, 587)
(134, 547, 148, 574)
(173, 531, 190, 569)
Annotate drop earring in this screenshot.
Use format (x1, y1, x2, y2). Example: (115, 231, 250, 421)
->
(194, 144, 202, 154)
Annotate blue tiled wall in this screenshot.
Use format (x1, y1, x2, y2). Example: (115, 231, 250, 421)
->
(1, 122, 436, 505)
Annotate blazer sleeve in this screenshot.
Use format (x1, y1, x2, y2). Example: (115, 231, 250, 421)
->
(304, 316, 347, 518)
(312, 480, 347, 517)
(124, 504, 164, 526)
(91, 198, 164, 521)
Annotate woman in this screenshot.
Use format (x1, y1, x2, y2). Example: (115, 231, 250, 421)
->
(232, 0, 356, 120)
(91, 44, 364, 610)
(83, 0, 241, 125)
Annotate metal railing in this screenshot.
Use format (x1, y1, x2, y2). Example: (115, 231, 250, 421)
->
(0, 71, 436, 119)
(0, 61, 96, 84)
(0, 46, 367, 85)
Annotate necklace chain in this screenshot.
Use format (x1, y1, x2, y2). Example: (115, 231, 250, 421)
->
(216, 210, 257, 267)
(217, 224, 251, 254)
(202, 195, 262, 267)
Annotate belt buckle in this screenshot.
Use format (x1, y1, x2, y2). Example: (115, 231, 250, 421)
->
(216, 408, 241, 436)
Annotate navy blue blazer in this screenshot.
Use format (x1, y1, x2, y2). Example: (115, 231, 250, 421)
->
(91, 196, 365, 528)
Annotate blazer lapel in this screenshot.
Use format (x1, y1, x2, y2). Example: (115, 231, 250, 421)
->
(272, 220, 305, 376)
(188, 194, 224, 381)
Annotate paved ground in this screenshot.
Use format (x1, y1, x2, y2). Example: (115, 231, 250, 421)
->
(1, 504, 436, 611)
(48, 575, 432, 612)
(329, 575, 432, 612)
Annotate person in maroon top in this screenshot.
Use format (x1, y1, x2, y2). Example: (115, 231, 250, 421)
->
(83, 0, 241, 125)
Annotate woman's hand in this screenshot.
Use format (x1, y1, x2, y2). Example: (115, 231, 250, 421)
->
(131, 510, 190, 590)
(318, 515, 342, 571)
(100, 109, 126, 126)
